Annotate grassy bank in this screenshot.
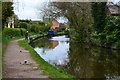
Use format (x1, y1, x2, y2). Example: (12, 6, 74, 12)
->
(18, 40, 76, 79)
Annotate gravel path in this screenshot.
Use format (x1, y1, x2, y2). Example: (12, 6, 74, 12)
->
(3, 38, 49, 78)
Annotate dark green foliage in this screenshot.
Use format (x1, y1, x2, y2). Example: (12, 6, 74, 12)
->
(19, 19, 30, 23)
(91, 2, 120, 48)
(13, 15, 19, 28)
(28, 23, 36, 33)
(19, 22, 28, 30)
(104, 16, 120, 34)
(104, 16, 120, 47)
(31, 38, 52, 48)
(39, 21, 45, 25)
(91, 16, 120, 49)
(69, 41, 120, 78)
(2, 2, 14, 29)
(112, 40, 120, 48)
(27, 23, 39, 33)
(3, 27, 26, 37)
(14, 19, 19, 28)
(37, 25, 50, 33)
(28, 23, 50, 33)
(91, 2, 107, 33)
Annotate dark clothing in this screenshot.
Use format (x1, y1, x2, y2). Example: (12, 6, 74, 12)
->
(25, 32, 28, 40)
(40, 31, 43, 34)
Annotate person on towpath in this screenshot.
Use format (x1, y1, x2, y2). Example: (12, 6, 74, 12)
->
(25, 31, 29, 40)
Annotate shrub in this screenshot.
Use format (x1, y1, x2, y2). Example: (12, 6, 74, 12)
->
(103, 16, 120, 46)
(104, 16, 120, 34)
(35, 24, 41, 33)
(3, 27, 26, 37)
(19, 22, 28, 30)
(28, 23, 36, 33)
(112, 40, 120, 48)
(39, 21, 45, 25)
(27, 23, 40, 33)
(28, 23, 50, 33)
(39, 25, 50, 32)
(19, 19, 30, 23)
(91, 16, 120, 48)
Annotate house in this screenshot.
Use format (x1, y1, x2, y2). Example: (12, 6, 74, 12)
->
(7, 15, 14, 28)
(30, 20, 40, 24)
(107, 4, 120, 16)
(7, 14, 18, 28)
(50, 18, 60, 31)
(51, 40, 59, 49)
(44, 18, 68, 31)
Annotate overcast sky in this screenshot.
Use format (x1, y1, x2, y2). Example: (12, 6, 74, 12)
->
(13, 0, 119, 22)
(13, 0, 49, 21)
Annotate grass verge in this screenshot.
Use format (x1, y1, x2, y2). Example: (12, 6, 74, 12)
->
(18, 40, 76, 79)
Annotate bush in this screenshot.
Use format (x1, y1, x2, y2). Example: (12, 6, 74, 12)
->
(28, 24, 36, 33)
(19, 22, 28, 30)
(103, 16, 120, 46)
(91, 16, 120, 48)
(19, 20, 30, 23)
(3, 27, 26, 37)
(104, 16, 120, 34)
(112, 40, 120, 48)
(39, 25, 50, 32)
(39, 21, 45, 25)
(28, 23, 50, 33)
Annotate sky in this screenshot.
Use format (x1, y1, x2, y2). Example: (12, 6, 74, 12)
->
(13, 0, 120, 22)
(13, 0, 49, 21)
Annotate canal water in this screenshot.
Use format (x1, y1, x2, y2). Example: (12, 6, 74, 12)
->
(30, 35, 120, 79)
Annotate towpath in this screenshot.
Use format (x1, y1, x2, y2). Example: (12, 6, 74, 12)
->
(3, 38, 49, 78)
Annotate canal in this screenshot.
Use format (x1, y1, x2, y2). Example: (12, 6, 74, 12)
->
(30, 35, 120, 79)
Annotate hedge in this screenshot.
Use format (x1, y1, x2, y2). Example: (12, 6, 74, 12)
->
(19, 22, 28, 30)
(28, 23, 50, 33)
(3, 27, 27, 37)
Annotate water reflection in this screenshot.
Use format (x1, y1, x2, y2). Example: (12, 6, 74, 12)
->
(30, 35, 120, 79)
(64, 42, 120, 78)
(32, 36, 69, 66)
(51, 40, 59, 49)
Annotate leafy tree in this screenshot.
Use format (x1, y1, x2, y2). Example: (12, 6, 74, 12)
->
(13, 15, 19, 28)
(91, 2, 107, 33)
(19, 22, 28, 30)
(41, 2, 92, 42)
(104, 16, 120, 47)
(19, 19, 30, 23)
(2, 2, 14, 29)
